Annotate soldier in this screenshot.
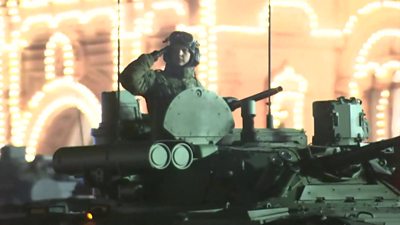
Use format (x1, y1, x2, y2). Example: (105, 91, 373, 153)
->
(120, 31, 203, 140)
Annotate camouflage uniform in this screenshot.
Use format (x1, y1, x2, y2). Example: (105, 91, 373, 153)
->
(120, 53, 203, 140)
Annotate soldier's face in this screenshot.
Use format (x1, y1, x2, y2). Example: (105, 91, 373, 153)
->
(168, 45, 191, 66)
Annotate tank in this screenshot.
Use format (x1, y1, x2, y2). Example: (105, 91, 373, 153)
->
(3, 87, 400, 225)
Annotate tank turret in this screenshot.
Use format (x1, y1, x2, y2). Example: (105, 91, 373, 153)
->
(11, 88, 400, 225)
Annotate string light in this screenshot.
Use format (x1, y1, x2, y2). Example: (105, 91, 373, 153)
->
(44, 32, 75, 80)
(7, 0, 21, 23)
(343, 16, 358, 34)
(7, 1, 24, 146)
(198, 0, 218, 92)
(348, 81, 360, 97)
(1, 0, 398, 158)
(358, 1, 400, 15)
(0, 11, 6, 146)
(382, 61, 400, 80)
(131, 0, 145, 59)
(20, 8, 115, 34)
(375, 90, 390, 140)
(353, 29, 400, 78)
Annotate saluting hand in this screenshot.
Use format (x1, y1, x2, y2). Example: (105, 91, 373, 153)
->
(150, 47, 167, 61)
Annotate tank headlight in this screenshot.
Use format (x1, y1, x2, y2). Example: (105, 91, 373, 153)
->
(171, 143, 193, 170)
(149, 143, 171, 169)
(86, 212, 94, 220)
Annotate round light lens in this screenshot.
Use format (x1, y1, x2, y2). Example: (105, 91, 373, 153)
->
(171, 143, 193, 169)
(149, 143, 171, 169)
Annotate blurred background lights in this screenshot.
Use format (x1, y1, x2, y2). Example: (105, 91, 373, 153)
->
(0, 0, 397, 159)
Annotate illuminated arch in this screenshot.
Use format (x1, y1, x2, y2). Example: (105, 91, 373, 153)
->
(353, 29, 400, 77)
(45, 32, 75, 80)
(357, 1, 400, 15)
(271, 66, 308, 129)
(342, 1, 400, 35)
(23, 77, 101, 161)
(20, 14, 53, 32)
(349, 29, 400, 96)
(8, 0, 399, 147)
(373, 62, 399, 140)
(350, 60, 400, 140)
(348, 29, 400, 139)
(19, 8, 118, 87)
(179, 0, 399, 95)
(213, 0, 400, 37)
(10, 8, 116, 146)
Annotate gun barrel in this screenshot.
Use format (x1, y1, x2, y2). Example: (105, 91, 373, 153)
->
(53, 142, 171, 175)
(309, 136, 400, 170)
(229, 86, 283, 110)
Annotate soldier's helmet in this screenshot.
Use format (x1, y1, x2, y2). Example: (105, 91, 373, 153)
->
(163, 31, 200, 67)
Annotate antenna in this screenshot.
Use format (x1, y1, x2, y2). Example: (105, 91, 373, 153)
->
(266, 0, 274, 128)
(116, 0, 122, 135)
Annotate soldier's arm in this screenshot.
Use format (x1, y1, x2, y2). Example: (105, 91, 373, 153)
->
(119, 54, 157, 95)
